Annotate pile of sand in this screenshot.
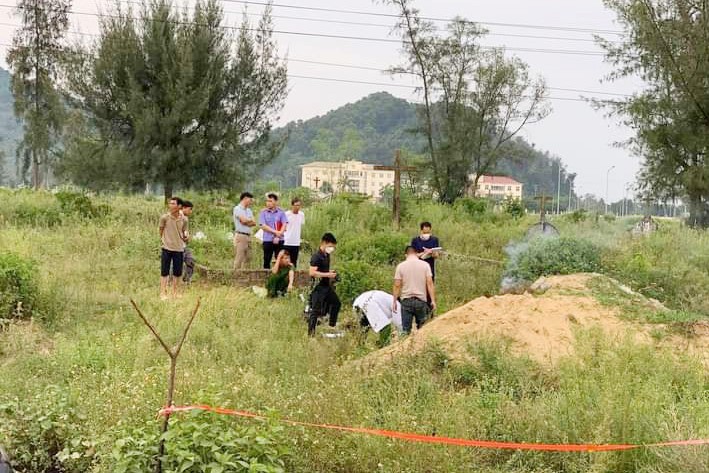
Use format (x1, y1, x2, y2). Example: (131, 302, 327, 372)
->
(358, 274, 709, 369)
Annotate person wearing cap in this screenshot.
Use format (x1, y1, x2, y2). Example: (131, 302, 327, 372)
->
(233, 192, 257, 269)
(392, 245, 436, 334)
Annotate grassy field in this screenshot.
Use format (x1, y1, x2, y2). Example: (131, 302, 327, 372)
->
(1, 189, 708, 472)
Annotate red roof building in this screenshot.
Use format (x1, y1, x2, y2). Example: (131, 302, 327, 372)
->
(469, 174, 524, 199)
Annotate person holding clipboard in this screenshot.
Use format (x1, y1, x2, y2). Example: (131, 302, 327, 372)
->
(410, 221, 441, 281)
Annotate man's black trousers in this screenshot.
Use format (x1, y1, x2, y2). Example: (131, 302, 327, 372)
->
(308, 285, 341, 336)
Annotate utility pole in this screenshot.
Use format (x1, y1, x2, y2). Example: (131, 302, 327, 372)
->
(556, 162, 561, 214)
(374, 149, 416, 229)
(605, 165, 615, 214)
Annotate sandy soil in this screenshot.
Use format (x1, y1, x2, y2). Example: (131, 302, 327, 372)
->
(358, 274, 709, 369)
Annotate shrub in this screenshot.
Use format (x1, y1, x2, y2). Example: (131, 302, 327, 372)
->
(454, 197, 489, 218)
(568, 209, 588, 223)
(502, 197, 525, 219)
(335, 260, 391, 304)
(0, 253, 39, 320)
(337, 233, 410, 266)
(505, 237, 601, 282)
(0, 387, 98, 473)
(12, 203, 63, 227)
(107, 411, 289, 473)
(55, 191, 110, 219)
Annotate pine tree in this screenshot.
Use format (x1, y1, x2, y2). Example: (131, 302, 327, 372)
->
(599, 0, 709, 226)
(6, 0, 70, 188)
(62, 0, 287, 199)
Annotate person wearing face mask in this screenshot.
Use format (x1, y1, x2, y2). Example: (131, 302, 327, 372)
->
(307, 232, 341, 336)
(411, 221, 441, 281)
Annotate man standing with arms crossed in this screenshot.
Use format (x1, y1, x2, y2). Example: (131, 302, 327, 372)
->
(159, 197, 189, 300)
(393, 246, 436, 334)
(233, 192, 257, 270)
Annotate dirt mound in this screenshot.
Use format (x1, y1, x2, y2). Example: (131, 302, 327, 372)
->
(359, 274, 709, 369)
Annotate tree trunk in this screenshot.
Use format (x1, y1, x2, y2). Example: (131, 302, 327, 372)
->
(32, 151, 39, 190)
(164, 183, 173, 204)
(687, 194, 709, 228)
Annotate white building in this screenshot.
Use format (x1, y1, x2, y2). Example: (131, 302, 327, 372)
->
(300, 160, 395, 198)
(470, 175, 524, 200)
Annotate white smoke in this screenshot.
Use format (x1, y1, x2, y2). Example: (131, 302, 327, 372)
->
(500, 228, 559, 294)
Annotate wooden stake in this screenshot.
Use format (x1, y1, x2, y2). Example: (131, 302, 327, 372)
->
(130, 298, 201, 473)
(374, 150, 417, 230)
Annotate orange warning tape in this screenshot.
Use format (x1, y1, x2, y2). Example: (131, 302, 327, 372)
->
(159, 405, 709, 452)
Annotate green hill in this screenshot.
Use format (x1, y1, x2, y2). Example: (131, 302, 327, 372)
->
(264, 92, 573, 199)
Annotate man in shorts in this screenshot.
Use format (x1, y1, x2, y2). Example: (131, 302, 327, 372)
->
(159, 197, 189, 300)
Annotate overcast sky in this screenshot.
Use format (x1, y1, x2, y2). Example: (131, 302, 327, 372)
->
(0, 0, 644, 201)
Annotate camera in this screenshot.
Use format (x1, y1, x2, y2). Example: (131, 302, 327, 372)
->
(333, 273, 341, 283)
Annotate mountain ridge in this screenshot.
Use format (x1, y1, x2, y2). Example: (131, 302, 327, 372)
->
(264, 91, 573, 199)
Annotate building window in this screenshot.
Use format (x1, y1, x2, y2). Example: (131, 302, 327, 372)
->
(516, 186, 521, 191)
(484, 185, 489, 190)
(507, 186, 512, 191)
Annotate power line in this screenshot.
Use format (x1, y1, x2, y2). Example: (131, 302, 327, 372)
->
(220, 0, 625, 35)
(111, 0, 613, 44)
(0, 4, 607, 56)
(0, 36, 617, 103)
(287, 74, 620, 103)
(0, 21, 629, 97)
(286, 59, 630, 97)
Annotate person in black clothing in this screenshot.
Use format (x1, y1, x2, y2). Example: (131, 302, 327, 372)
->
(307, 232, 341, 336)
(410, 221, 441, 281)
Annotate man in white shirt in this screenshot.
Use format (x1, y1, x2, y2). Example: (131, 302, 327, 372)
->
(283, 197, 305, 267)
(353, 290, 402, 347)
(233, 192, 257, 269)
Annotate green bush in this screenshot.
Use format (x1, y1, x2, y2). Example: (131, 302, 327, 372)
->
(502, 198, 525, 219)
(335, 260, 391, 304)
(12, 202, 63, 227)
(568, 209, 588, 223)
(0, 253, 39, 319)
(0, 388, 98, 473)
(454, 197, 489, 218)
(55, 191, 109, 219)
(108, 411, 289, 473)
(337, 232, 410, 266)
(505, 237, 601, 282)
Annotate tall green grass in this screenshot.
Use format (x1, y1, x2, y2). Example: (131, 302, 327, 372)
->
(0, 191, 708, 472)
